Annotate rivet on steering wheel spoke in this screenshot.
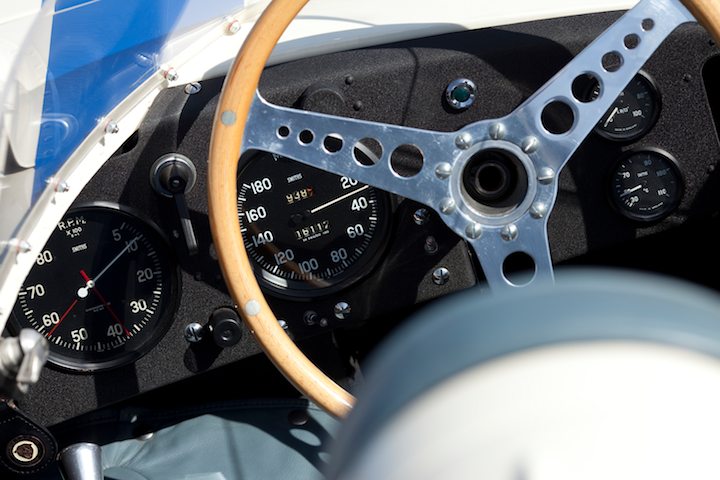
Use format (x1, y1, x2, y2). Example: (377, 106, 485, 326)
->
(500, 224, 519, 241)
(537, 167, 555, 184)
(439, 198, 456, 215)
(455, 132, 473, 150)
(465, 223, 483, 239)
(435, 162, 452, 179)
(489, 123, 506, 140)
(521, 136, 539, 154)
(530, 202, 548, 219)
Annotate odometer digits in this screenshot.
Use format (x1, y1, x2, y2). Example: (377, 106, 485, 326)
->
(237, 153, 389, 296)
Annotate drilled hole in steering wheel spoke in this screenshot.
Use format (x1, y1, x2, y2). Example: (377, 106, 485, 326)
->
(601, 51, 623, 72)
(502, 251, 536, 287)
(353, 138, 383, 166)
(540, 100, 575, 134)
(571, 74, 601, 103)
(323, 134, 343, 153)
(390, 144, 424, 178)
(298, 129, 314, 145)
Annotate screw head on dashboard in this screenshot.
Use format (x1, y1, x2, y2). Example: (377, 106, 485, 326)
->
(184, 323, 204, 343)
(413, 208, 430, 225)
(334, 302, 351, 320)
(184, 82, 202, 95)
(432, 267, 450, 285)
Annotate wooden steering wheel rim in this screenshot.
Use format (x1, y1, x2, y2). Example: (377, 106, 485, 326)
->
(208, 0, 720, 418)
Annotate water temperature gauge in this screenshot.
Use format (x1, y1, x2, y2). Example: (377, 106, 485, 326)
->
(609, 149, 683, 223)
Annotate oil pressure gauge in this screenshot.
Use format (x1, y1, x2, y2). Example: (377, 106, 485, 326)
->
(592, 71, 660, 142)
(609, 149, 683, 223)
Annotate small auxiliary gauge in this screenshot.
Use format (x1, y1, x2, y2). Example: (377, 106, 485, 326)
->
(11, 204, 180, 372)
(592, 72, 660, 142)
(609, 149, 683, 223)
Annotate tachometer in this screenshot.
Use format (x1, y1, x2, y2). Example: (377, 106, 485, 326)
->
(10, 204, 179, 372)
(237, 152, 390, 296)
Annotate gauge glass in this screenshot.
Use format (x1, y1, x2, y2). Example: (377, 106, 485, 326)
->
(11, 205, 179, 372)
(593, 72, 660, 142)
(237, 153, 390, 296)
(609, 149, 683, 222)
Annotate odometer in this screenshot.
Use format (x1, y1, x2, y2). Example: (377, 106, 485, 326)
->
(10, 204, 179, 372)
(237, 153, 390, 296)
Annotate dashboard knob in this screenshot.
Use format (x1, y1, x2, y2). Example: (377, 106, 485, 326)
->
(207, 308, 243, 348)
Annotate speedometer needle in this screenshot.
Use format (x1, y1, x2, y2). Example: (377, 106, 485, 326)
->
(310, 185, 369, 214)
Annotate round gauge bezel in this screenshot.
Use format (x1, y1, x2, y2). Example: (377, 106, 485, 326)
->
(607, 148, 684, 224)
(594, 70, 661, 143)
(237, 151, 393, 299)
(9, 202, 181, 373)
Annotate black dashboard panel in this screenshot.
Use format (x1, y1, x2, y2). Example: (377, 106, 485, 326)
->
(17, 12, 720, 425)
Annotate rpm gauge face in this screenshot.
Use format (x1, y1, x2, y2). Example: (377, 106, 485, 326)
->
(237, 152, 390, 296)
(11, 205, 179, 372)
(609, 149, 683, 223)
(593, 72, 660, 142)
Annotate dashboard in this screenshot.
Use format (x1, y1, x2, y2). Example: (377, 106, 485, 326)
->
(8, 11, 720, 427)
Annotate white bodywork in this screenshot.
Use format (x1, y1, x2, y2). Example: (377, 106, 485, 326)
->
(0, 0, 637, 332)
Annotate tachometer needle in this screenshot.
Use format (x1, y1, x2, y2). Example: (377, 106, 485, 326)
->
(86, 236, 140, 286)
(310, 185, 369, 214)
(47, 298, 79, 336)
(80, 270, 131, 336)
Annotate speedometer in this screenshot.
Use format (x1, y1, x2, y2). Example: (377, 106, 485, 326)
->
(237, 152, 390, 296)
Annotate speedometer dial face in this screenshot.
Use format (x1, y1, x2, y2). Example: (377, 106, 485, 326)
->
(10, 205, 179, 372)
(237, 152, 390, 296)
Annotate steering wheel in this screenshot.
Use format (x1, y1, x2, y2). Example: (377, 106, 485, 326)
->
(208, 0, 720, 417)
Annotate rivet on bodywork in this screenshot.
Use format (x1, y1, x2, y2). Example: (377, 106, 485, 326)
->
(224, 16, 241, 35)
(105, 121, 119, 134)
(221, 111, 237, 126)
(244, 300, 260, 316)
(162, 67, 179, 82)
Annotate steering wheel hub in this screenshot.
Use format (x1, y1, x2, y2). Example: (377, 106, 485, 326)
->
(461, 147, 529, 214)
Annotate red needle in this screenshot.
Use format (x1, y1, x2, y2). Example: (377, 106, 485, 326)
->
(80, 269, 131, 336)
(47, 298, 79, 337)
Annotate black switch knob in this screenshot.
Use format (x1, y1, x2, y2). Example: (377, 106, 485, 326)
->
(208, 308, 243, 348)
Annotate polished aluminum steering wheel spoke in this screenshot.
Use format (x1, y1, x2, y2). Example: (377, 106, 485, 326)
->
(244, 92, 458, 207)
(486, 0, 694, 175)
(241, 0, 696, 293)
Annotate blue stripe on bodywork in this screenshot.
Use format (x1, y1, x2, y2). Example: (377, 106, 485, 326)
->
(35, 0, 242, 198)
